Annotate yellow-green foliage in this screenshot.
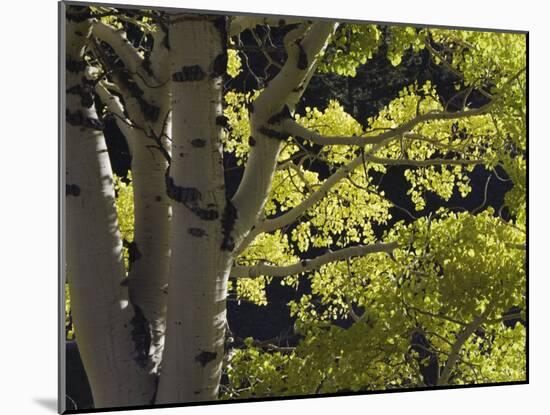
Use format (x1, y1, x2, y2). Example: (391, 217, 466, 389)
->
(222, 90, 260, 165)
(224, 27, 526, 396)
(386, 26, 427, 66)
(319, 24, 382, 77)
(77, 14, 526, 393)
(114, 173, 134, 272)
(65, 283, 74, 340)
(227, 49, 242, 78)
(227, 210, 526, 397)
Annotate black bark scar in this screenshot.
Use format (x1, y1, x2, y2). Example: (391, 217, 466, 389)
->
(172, 65, 205, 82)
(267, 105, 291, 125)
(66, 184, 81, 196)
(67, 84, 94, 108)
(66, 58, 86, 73)
(66, 110, 104, 130)
(160, 20, 170, 50)
(220, 199, 238, 252)
(215, 115, 229, 128)
(189, 228, 207, 237)
(139, 100, 160, 122)
(115, 70, 160, 122)
(142, 50, 154, 77)
(191, 138, 207, 147)
(195, 350, 217, 367)
(123, 239, 142, 271)
(296, 40, 308, 70)
(129, 302, 152, 369)
(258, 126, 288, 141)
(212, 52, 228, 78)
(165, 169, 220, 221)
(213, 16, 228, 50)
(66, 6, 91, 22)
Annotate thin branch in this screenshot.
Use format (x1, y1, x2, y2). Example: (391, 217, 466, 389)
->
(231, 242, 398, 278)
(279, 104, 494, 147)
(472, 175, 491, 214)
(405, 304, 468, 327)
(364, 155, 481, 167)
(485, 311, 525, 325)
(438, 305, 494, 385)
(345, 258, 365, 323)
(424, 38, 493, 101)
(250, 28, 283, 70)
(95, 82, 135, 153)
(424, 330, 455, 348)
(240, 141, 389, 248)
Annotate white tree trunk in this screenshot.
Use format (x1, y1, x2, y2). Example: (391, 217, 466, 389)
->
(95, 50, 172, 373)
(155, 15, 230, 403)
(128, 126, 171, 371)
(65, 8, 155, 407)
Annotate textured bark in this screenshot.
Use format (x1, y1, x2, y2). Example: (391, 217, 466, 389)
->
(65, 7, 155, 407)
(67, 12, 336, 406)
(128, 129, 171, 371)
(117, 93, 172, 374)
(155, 15, 229, 404)
(93, 23, 173, 372)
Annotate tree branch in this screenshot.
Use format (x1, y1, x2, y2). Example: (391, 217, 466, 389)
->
(91, 21, 145, 76)
(243, 140, 390, 243)
(405, 303, 468, 327)
(437, 305, 494, 385)
(279, 104, 493, 147)
(95, 82, 135, 148)
(365, 155, 481, 167)
(231, 242, 398, 278)
(253, 21, 337, 117)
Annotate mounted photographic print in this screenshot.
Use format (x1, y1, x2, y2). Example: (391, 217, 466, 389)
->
(59, 1, 527, 413)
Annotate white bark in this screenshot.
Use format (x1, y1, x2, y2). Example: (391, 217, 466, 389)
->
(155, 15, 229, 404)
(65, 8, 155, 407)
(95, 82, 135, 149)
(111, 88, 172, 374)
(94, 24, 173, 373)
(127, 126, 171, 371)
